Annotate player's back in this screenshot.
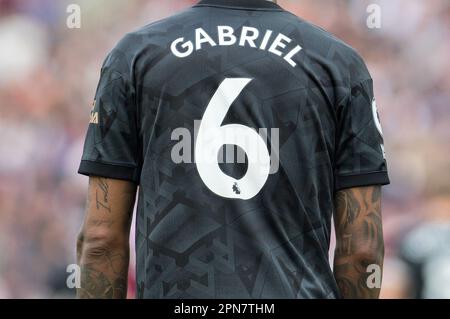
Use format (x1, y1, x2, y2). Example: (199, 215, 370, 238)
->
(80, 0, 389, 299)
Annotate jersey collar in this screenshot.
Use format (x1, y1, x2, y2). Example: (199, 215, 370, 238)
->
(195, 0, 283, 11)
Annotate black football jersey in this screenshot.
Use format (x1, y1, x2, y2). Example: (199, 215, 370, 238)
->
(79, 0, 390, 299)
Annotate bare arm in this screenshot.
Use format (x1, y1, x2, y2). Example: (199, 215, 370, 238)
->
(333, 186, 384, 299)
(76, 177, 137, 299)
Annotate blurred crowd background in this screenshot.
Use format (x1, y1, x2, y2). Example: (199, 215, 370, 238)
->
(0, 0, 449, 298)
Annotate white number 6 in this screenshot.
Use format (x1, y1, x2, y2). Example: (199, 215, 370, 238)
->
(195, 78, 271, 200)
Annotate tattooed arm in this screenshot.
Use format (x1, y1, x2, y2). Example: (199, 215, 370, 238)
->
(333, 186, 384, 299)
(77, 177, 137, 299)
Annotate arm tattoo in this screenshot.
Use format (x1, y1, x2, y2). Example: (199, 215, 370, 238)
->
(95, 178, 111, 212)
(333, 186, 384, 299)
(78, 251, 128, 299)
(77, 177, 136, 299)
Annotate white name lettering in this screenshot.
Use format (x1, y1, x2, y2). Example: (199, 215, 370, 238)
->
(171, 37, 194, 58)
(195, 27, 217, 50)
(218, 25, 237, 46)
(170, 26, 302, 68)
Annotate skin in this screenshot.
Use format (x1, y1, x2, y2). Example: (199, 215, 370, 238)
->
(77, 177, 137, 299)
(77, 178, 383, 299)
(333, 186, 384, 299)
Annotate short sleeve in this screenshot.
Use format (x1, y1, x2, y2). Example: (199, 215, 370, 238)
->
(334, 58, 390, 191)
(78, 46, 140, 184)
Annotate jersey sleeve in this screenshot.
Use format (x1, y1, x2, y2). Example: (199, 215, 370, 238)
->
(78, 43, 141, 184)
(334, 55, 390, 191)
